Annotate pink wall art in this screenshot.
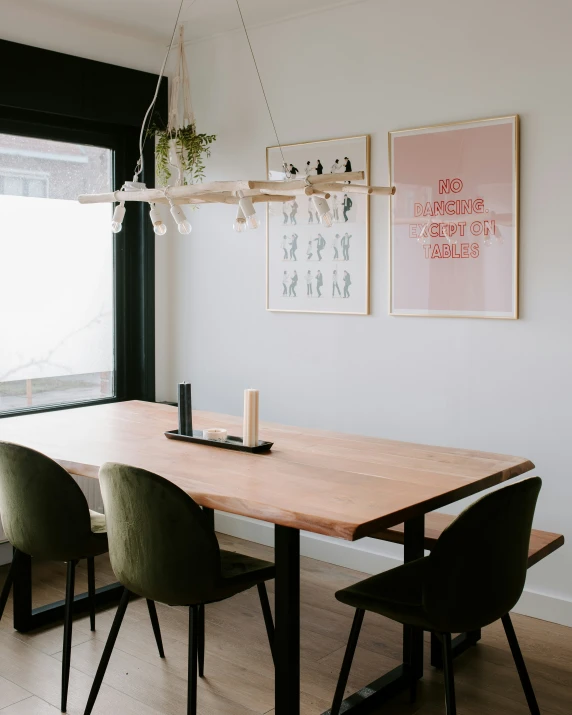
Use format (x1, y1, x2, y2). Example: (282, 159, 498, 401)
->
(390, 116, 519, 318)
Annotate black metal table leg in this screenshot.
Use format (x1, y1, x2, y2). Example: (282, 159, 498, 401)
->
(403, 515, 425, 682)
(274, 525, 300, 715)
(320, 514, 425, 715)
(11, 552, 124, 633)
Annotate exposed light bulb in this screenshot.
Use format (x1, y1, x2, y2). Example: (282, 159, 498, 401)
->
(111, 204, 126, 234)
(234, 206, 247, 232)
(246, 214, 260, 230)
(149, 204, 167, 236)
(178, 220, 193, 235)
(312, 196, 333, 227)
(238, 193, 259, 230)
(169, 202, 192, 235)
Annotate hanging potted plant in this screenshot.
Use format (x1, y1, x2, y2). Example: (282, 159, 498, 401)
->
(154, 124, 216, 186)
(153, 26, 216, 186)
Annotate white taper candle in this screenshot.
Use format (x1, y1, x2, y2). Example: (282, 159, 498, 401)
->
(243, 389, 259, 448)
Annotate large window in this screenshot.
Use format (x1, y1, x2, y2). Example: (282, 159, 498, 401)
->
(0, 133, 116, 412)
(0, 38, 167, 416)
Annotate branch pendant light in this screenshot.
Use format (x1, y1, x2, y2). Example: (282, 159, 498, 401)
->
(78, 0, 396, 230)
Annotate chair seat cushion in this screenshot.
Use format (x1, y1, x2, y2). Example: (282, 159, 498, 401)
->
(86, 510, 109, 558)
(89, 510, 107, 534)
(213, 549, 275, 601)
(336, 556, 435, 631)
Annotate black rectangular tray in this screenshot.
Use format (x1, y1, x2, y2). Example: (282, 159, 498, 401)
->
(165, 429, 273, 454)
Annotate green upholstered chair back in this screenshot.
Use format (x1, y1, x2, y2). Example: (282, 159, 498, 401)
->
(424, 477, 541, 633)
(0, 441, 95, 561)
(99, 462, 222, 606)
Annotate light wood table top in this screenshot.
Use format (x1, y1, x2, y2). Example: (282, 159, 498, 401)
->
(0, 400, 534, 540)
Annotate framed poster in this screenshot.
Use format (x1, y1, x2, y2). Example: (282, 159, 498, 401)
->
(390, 116, 519, 319)
(266, 135, 370, 314)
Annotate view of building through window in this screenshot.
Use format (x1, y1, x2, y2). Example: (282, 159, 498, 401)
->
(0, 133, 115, 412)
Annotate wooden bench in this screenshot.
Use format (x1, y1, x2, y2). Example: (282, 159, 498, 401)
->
(370, 513, 564, 667)
(371, 512, 565, 568)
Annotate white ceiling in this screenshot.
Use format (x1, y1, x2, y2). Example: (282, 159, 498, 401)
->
(26, 0, 361, 45)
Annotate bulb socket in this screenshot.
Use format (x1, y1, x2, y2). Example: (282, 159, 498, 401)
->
(112, 204, 126, 224)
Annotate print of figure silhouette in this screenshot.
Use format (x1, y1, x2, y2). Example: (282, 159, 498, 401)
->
(305, 269, 325, 297)
(282, 200, 298, 225)
(304, 234, 326, 261)
(280, 234, 299, 261)
(333, 233, 352, 260)
(282, 269, 298, 297)
(332, 269, 352, 298)
(302, 156, 353, 177)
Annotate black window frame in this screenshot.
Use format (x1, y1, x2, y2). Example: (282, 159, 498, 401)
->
(0, 39, 167, 417)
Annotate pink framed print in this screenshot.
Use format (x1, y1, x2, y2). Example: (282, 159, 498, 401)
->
(389, 116, 519, 319)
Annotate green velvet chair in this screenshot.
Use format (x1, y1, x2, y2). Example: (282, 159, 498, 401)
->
(0, 441, 165, 713)
(84, 462, 276, 715)
(330, 477, 542, 715)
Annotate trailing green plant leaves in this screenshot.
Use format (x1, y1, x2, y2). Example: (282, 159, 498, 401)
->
(153, 123, 216, 186)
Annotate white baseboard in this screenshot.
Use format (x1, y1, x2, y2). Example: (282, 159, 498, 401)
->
(215, 511, 572, 628)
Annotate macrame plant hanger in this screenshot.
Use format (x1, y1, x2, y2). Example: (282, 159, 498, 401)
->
(167, 26, 195, 187)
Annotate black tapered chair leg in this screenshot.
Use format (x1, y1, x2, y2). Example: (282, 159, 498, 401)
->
(188, 605, 199, 715)
(431, 631, 443, 668)
(146, 600, 165, 658)
(408, 624, 418, 704)
(197, 604, 205, 677)
(84, 588, 130, 715)
(0, 550, 17, 622)
(441, 632, 457, 715)
(331, 609, 365, 715)
(256, 582, 275, 664)
(61, 560, 76, 712)
(502, 613, 541, 715)
(87, 557, 96, 632)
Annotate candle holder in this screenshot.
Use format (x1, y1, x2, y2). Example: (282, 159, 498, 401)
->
(165, 429, 273, 453)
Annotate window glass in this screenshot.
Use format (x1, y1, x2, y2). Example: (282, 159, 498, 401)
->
(0, 133, 115, 412)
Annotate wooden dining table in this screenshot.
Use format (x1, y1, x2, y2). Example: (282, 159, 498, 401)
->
(0, 400, 535, 715)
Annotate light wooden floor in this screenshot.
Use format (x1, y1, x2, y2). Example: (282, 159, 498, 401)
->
(0, 534, 570, 715)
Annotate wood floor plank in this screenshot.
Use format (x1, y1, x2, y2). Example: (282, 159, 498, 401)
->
(0, 696, 61, 714)
(54, 639, 260, 715)
(0, 675, 32, 710)
(0, 632, 163, 715)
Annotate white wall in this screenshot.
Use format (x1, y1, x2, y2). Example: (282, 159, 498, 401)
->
(156, 0, 572, 624)
(0, 0, 166, 73)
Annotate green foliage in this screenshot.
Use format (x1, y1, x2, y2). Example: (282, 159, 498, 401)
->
(153, 123, 216, 186)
